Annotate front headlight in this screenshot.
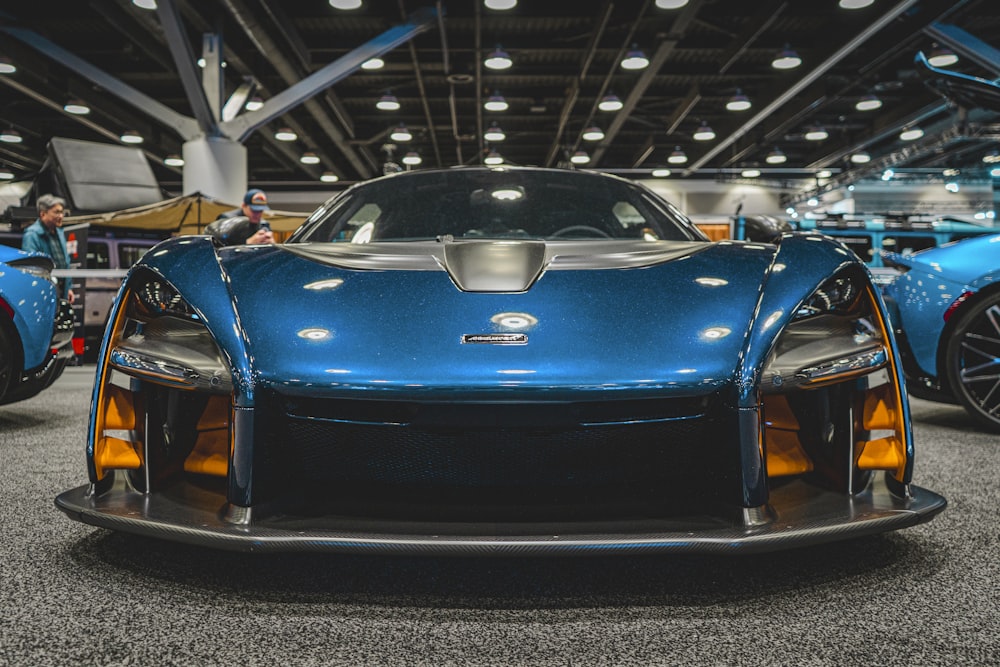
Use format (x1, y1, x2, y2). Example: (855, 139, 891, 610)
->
(760, 268, 908, 489)
(90, 271, 233, 488)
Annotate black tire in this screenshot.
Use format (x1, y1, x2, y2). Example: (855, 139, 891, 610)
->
(945, 292, 1000, 433)
(0, 324, 13, 402)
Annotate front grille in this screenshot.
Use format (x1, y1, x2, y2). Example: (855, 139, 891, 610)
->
(266, 397, 725, 520)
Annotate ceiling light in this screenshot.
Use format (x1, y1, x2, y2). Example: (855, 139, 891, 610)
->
(0, 169, 14, 180)
(120, 130, 143, 144)
(693, 122, 715, 141)
(991, 168, 1000, 178)
(244, 96, 264, 111)
(329, 0, 362, 9)
(63, 99, 90, 115)
(484, 150, 504, 165)
(132, 0, 157, 8)
(0, 57, 16, 75)
(598, 93, 623, 112)
(899, 126, 924, 141)
(582, 125, 604, 142)
(163, 154, 185, 167)
(882, 169, 894, 181)
(300, 151, 321, 165)
(651, 168, 672, 177)
(771, 46, 802, 70)
(484, 0, 517, 9)
(766, 148, 787, 164)
(484, 91, 509, 112)
(667, 147, 688, 164)
(982, 150, 1000, 164)
(655, 0, 689, 7)
(726, 89, 751, 111)
(0, 129, 22, 143)
(401, 151, 422, 166)
(484, 46, 512, 70)
(320, 171, 340, 183)
(361, 57, 385, 70)
(376, 92, 400, 111)
(855, 93, 882, 111)
(838, 0, 873, 8)
(274, 127, 298, 141)
(817, 170, 833, 178)
(621, 45, 650, 71)
(928, 47, 959, 68)
(389, 124, 412, 142)
(945, 180, 960, 193)
(804, 126, 829, 141)
(850, 151, 871, 163)
(484, 122, 506, 142)
(741, 168, 761, 178)
(570, 150, 591, 165)
(942, 168, 960, 177)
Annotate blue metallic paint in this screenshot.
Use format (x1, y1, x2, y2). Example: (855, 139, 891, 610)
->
(883, 233, 1000, 379)
(0, 245, 62, 370)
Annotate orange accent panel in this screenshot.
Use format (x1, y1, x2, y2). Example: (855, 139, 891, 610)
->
(764, 395, 800, 430)
(102, 384, 136, 430)
(183, 430, 229, 476)
(765, 429, 814, 477)
(94, 436, 141, 478)
(862, 384, 897, 431)
(183, 396, 231, 477)
(856, 436, 906, 477)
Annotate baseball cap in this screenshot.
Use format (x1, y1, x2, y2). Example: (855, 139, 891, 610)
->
(243, 188, 270, 212)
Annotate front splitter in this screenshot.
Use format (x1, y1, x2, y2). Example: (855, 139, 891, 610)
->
(55, 475, 946, 556)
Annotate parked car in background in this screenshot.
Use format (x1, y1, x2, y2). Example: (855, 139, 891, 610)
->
(0, 245, 74, 404)
(57, 166, 945, 554)
(881, 233, 1000, 432)
(794, 214, 998, 283)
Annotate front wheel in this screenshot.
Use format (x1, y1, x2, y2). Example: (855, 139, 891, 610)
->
(945, 292, 1000, 433)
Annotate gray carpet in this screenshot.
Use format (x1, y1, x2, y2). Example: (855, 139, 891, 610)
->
(1, 367, 997, 666)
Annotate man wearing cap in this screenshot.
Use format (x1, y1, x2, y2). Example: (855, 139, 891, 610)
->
(206, 188, 275, 245)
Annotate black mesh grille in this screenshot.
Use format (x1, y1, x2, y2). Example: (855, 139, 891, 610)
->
(265, 396, 725, 520)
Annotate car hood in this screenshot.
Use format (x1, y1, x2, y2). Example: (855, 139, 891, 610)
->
(209, 239, 778, 398)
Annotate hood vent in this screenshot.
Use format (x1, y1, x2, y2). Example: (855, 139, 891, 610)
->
(441, 240, 547, 292)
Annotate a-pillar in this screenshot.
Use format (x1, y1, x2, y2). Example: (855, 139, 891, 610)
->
(182, 136, 248, 206)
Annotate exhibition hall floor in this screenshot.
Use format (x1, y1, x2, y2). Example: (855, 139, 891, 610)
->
(2, 367, 997, 666)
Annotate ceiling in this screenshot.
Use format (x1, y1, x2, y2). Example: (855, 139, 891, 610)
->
(1, 0, 999, 205)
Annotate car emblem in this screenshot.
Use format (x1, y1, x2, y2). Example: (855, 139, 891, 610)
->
(461, 333, 528, 345)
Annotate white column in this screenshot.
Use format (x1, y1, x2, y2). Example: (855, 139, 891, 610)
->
(182, 136, 247, 205)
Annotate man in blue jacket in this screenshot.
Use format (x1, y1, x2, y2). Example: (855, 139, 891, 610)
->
(22, 194, 75, 303)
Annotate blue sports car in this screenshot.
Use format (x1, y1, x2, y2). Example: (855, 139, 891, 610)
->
(0, 245, 74, 404)
(882, 233, 1000, 432)
(56, 167, 945, 554)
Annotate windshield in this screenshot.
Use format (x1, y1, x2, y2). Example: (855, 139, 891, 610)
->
(291, 168, 703, 244)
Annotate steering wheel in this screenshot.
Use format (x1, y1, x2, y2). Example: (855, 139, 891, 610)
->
(550, 225, 612, 239)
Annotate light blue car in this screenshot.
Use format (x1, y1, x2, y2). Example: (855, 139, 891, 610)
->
(882, 233, 1000, 432)
(0, 244, 74, 404)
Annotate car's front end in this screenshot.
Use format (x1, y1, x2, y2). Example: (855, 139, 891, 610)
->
(56, 168, 945, 554)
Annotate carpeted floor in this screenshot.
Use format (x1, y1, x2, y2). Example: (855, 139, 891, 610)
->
(1, 367, 997, 666)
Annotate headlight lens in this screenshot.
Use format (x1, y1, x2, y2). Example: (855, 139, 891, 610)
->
(761, 268, 909, 487)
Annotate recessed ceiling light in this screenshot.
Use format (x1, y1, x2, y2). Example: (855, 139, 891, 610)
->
(598, 94, 623, 112)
